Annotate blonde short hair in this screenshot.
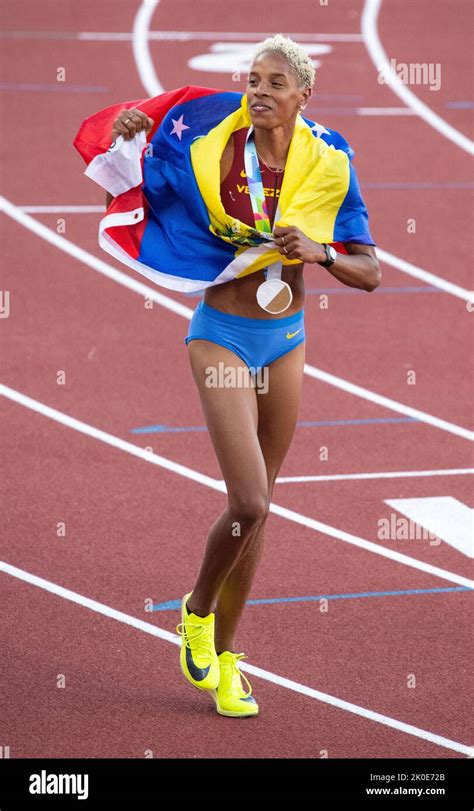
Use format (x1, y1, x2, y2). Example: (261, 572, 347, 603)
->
(250, 34, 316, 90)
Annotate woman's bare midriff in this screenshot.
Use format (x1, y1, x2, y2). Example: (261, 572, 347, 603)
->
(204, 265, 305, 318)
(204, 131, 306, 319)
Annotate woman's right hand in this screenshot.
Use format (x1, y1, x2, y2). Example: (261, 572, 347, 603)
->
(111, 108, 154, 142)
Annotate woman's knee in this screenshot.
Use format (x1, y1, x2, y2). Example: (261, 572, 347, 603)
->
(228, 491, 270, 528)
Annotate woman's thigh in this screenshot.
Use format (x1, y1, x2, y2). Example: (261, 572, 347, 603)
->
(187, 339, 268, 501)
(257, 341, 306, 484)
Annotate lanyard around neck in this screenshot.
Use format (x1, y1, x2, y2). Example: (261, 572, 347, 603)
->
(243, 125, 283, 280)
(243, 126, 282, 234)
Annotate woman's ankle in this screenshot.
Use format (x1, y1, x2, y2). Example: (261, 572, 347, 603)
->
(215, 644, 235, 656)
(186, 600, 212, 618)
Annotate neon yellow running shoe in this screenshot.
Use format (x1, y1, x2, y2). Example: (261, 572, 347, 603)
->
(175, 592, 220, 691)
(210, 651, 259, 717)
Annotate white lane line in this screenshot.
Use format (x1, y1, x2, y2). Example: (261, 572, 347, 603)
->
(276, 468, 474, 484)
(132, 0, 163, 96)
(1, 383, 473, 591)
(77, 31, 364, 43)
(362, 0, 474, 155)
(1, 560, 471, 757)
(0, 385, 222, 491)
(13, 203, 474, 303)
(1, 195, 472, 442)
(376, 247, 473, 302)
(0, 561, 178, 643)
(0, 195, 194, 319)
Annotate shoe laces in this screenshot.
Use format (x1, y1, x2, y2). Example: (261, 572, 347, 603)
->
(224, 652, 252, 697)
(175, 621, 215, 658)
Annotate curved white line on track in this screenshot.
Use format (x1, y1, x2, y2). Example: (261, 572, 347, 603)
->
(133, 0, 163, 96)
(1, 194, 473, 441)
(1, 561, 472, 756)
(1, 383, 473, 591)
(133, 0, 474, 310)
(362, 0, 474, 155)
(134, 0, 474, 154)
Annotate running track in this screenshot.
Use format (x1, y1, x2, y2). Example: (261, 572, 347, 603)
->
(1, 0, 473, 760)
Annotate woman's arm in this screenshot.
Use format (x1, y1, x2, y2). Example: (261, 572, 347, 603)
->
(322, 243, 381, 292)
(273, 226, 382, 292)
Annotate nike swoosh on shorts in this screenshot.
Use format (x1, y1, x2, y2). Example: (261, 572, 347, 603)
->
(286, 328, 302, 339)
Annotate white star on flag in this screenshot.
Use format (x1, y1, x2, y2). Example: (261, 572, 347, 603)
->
(311, 122, 330, 138)
(170, 114, 190, 140)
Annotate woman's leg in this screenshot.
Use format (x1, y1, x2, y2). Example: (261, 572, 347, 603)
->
(213, 341, 306, 653)
(185, 339, 271, 618)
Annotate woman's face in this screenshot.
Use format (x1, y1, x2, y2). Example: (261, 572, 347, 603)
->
(247, 51, 311, 129)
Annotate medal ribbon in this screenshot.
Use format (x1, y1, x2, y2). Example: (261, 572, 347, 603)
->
(244, 126, 283, 281)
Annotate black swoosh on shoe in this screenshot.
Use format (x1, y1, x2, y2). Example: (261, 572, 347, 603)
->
(186, 646, 211, 681)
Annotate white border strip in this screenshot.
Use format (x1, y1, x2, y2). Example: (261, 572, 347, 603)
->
(1, 194, 472, 441)
(1, 383, 473, 590)
(1, 560, 472, 756)
(362, 0, 474, 155)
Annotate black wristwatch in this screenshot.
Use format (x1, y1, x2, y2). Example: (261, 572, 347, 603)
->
(321, 243, 337, 267)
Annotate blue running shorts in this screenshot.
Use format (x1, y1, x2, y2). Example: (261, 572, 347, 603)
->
(184, 300, 305, 373)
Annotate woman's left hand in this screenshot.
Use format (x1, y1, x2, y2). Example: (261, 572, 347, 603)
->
(273, 225, 326, 264)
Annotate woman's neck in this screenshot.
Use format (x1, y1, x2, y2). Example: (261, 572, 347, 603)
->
(252, 123, 294, 168)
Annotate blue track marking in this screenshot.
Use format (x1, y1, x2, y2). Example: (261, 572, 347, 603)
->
(152, 586, 472, 611)
(305, 286, 443, 294)
(131, 424, 208, 434)
(445, 100, 474, 108)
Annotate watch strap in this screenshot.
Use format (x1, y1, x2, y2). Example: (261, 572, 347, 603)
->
(321, 243, 336, 268)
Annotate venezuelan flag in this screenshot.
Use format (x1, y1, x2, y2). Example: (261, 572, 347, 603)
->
(73, 85, 375, 292)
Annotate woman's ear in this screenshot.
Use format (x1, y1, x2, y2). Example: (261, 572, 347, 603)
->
(303, 89, 312, 108)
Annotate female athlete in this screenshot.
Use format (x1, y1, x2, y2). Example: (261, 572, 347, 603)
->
(106, 35, 381, 718)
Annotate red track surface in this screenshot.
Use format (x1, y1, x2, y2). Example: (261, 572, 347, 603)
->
(1, 0, 473, 760)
